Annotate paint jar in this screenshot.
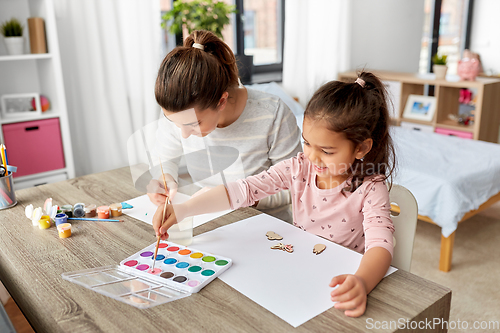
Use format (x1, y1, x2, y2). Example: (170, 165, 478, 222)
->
(0, 172, 17, 210)
(73, 203, 85, 218)
(39, 215, 51, 229)
(97, 206, 110, 219)
(55, 213, 68, 226)
(85, 204, 96, 217)
(109, 203, 122, 217)
(167, 216, 193, 246)
(57, 223, 72, 238)
(61, 205, 73, 218)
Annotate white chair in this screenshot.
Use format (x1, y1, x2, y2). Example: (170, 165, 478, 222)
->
(389, 184, 418, 271)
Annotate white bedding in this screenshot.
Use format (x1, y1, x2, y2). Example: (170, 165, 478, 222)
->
(392, 127, 500, 237)
(249, 82, 500, 238)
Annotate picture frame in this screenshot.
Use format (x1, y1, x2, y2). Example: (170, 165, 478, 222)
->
(0, 93, 42, 119)
(402, 94, 437, 122)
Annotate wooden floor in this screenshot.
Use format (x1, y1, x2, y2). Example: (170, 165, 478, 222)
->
(4, 298, 34, 333)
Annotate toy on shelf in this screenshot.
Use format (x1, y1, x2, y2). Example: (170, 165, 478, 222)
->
(457, 50, 482, 81)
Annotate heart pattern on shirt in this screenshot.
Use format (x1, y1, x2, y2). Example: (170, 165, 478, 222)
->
(311, 219, 315, 222)
(342, 218, 346, 222)
(330, 234, 334, 238)
(292, 176, 296, 180)
(323, 198, 327, 202)
(303, 178, 306, 182)
(368, 200, 372, 204)
(321, 226, 325, 230)
(354, 245, 358, 249)
(328, 225, 331, 228)
(351, 228, 355, 232)
(312, 205, 316, 209)
(254, 190, 258, 194)
(358, 190, 363, 194)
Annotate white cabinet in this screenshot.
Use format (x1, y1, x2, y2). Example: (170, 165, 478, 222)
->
(0, 0, 74, 188)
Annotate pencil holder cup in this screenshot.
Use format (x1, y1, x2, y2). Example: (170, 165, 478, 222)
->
(0, 173, 17, 210)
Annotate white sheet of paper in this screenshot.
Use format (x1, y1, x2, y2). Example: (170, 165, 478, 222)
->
(191, 214, 397, 328)
(122, 194, 232, 228)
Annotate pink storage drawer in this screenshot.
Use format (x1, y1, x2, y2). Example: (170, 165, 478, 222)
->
(2, 118, 65, 177)
(435, 127, 473, 140)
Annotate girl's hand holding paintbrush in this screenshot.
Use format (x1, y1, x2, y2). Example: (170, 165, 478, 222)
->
(153, 184, 231, 240)
(146, 174, 178, 206)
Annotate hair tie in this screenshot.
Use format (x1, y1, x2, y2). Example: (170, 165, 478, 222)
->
(355, 78, 365, 88)
(192, 43, 205, 50)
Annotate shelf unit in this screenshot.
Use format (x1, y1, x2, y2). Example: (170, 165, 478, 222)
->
(0, 0, 74, 189)
(338, 70, 500, 142)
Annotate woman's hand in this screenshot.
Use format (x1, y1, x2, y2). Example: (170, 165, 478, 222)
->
(152, 203, 182, 240)
(329, 274, 367, 317)
(146, 174, 177, 206)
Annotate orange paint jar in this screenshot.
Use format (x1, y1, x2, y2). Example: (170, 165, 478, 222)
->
(109, 203, 122, 217)
(97, 206, 110, 219)
(57, 223, 72, 238)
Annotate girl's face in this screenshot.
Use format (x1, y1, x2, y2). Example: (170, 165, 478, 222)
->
(163, 107, 220, 138)
(302, 117, 371, 189)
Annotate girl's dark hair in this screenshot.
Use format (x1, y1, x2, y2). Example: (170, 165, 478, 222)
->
(304, 71, 396, 192)
(155, 30, 239, 112)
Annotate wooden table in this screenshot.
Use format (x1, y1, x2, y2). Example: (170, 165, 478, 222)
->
(0, 167, 452, 332)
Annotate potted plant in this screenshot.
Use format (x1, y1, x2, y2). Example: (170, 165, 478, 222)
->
(161, 0, 236, 39)
(161, 0, 253, 84)
(1, 18, 24, 55)
(432, 53, 448, 80)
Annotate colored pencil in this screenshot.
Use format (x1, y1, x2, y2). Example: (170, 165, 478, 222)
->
(0, 145, 11, 192)
(3, 144, 8, 166)
(68, 218, 124, 222)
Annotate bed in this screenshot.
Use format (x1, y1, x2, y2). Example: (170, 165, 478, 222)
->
(248, 82, 500, 271)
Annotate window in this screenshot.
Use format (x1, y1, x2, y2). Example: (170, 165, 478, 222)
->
(419, 0, 474, 75)
(160, 0, 284, 77)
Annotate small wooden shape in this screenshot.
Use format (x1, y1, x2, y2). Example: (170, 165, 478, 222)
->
(266, 231, 283, 240)
(270, 242, 293, 253)
(270, 242, 284, 250)
(313, 244, 326, 255)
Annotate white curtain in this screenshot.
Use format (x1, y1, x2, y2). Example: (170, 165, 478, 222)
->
(282, 0, 351, 107)
(54, 0, 161, 176)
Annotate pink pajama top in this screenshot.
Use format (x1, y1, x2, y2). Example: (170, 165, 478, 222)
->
(226, 152, 394, 256)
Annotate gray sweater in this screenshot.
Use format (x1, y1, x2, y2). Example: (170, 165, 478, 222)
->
(152, 88, 302, 218)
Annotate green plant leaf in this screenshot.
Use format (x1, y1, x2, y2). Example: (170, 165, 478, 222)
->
(161, 0, 236, 40)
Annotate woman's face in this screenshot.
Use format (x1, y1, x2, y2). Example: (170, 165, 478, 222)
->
(163, 107, 220, 139)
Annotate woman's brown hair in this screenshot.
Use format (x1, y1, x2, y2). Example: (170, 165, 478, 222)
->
(155, 30, 239, 112)
(304, 71, 396, 192)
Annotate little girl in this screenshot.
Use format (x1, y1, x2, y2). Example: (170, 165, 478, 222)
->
(153, 71, 396, 317)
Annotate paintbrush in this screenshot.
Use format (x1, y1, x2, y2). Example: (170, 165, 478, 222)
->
(151, 159, 170, 272)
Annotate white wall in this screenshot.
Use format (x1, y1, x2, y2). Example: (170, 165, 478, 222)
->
(349, 0, 425, 72)
(470, 0, 500, 75)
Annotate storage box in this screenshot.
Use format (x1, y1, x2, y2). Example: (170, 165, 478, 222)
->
(435, 127, 473, 139)
(2, 118, 65, 177)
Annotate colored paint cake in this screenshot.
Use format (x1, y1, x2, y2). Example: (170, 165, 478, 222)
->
(119, 241, 232, 293)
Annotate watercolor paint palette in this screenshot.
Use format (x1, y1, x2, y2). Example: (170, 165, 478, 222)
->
(61, 241, 232, 309)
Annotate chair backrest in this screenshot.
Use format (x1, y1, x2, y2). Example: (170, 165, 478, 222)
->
(389, 184, 418, 271)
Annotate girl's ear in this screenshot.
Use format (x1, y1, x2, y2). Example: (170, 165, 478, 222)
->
(356, 138, 373, 160)
(217, 92, 230, 111)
